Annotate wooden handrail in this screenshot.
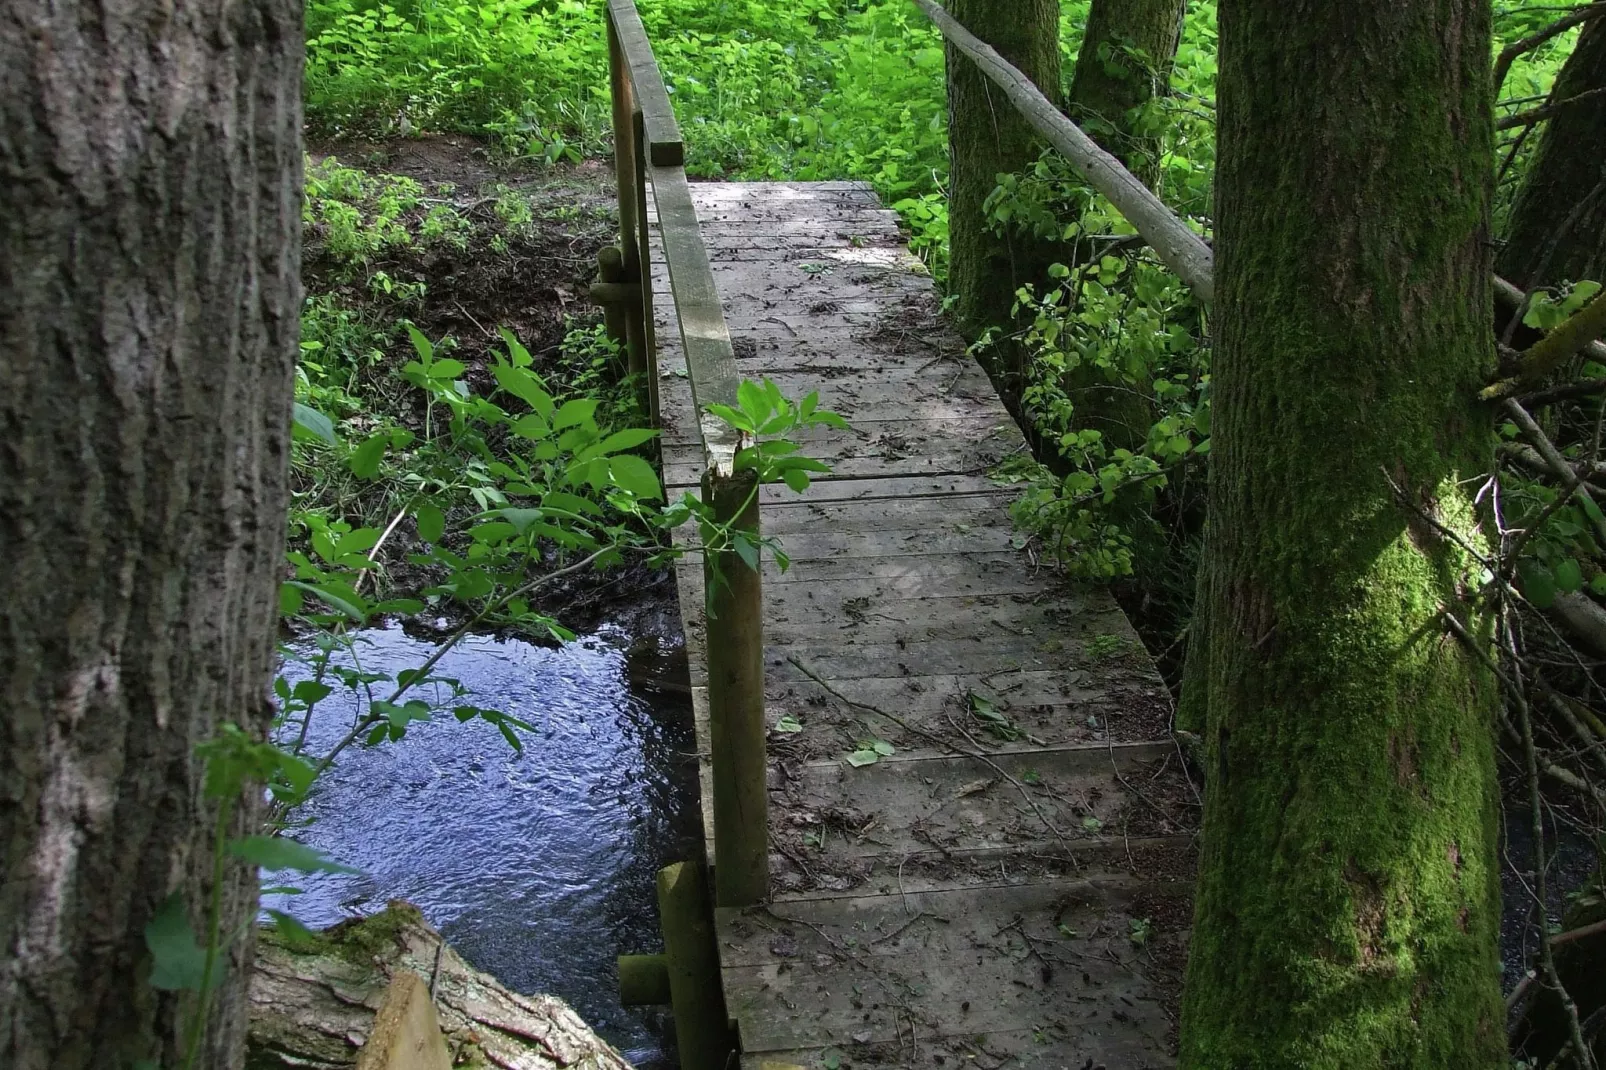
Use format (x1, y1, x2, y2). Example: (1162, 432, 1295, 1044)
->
(605, 0, 684, 167)
(604, 0, 768, 916)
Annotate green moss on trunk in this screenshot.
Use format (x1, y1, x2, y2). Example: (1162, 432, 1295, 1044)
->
(1058, 0, 1186, 452)
(945, 0, 1063, 386)
(1067, 0, 1184, 185)
(1178, 1, 1506, 1066)
(1498, 18, 1606, 289)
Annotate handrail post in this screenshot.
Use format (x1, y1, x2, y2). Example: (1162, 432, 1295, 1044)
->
(702, 464, 768, 907)
(607, 11, 648, 382)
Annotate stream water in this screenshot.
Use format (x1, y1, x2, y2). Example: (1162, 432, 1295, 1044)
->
(262, 622, 698, 1066)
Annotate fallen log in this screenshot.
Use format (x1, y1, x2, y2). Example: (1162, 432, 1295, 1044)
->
(248, 901, 635, 1070)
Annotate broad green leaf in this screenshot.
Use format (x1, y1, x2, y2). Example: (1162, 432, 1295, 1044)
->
(279, 583, 304, 616)
(1556, 557, 1584, 594)
(1519, 562, 1557, 609)
(580, 426, 659, 459)
(511, 413, 552, 439)
(292, 403, 337, 445)
(731, 532, 761, 571)
(374, 597, 426, 615)
(405, 324, 434, 362)
(783, 469, 811, 493)
(348, 434, 388, 479)
(609, 454, 663, 500)
(553, 397, 600, 430)
(415, 503, 445, 543)
(737, 380, 768, 426)
(498, 326, 534, 368)
(145, 894, 208, 992)
(291, 680, 333, 704)
(427, 358, 466, 380)
(488, 508, 545, 533)
(871, 739, 895, 756)
(774, 714, 804, 733)
(541, 491, 605, 518)
(496, 365, 555, 418)
(468, 520, 517, 544)
(845, 749, 879, 767)
(705, 402, 754, 432)
(285, 581, 368, 624)
(229, 836, 358, 874)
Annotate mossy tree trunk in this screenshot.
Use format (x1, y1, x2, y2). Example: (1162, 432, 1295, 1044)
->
(0, 1, 302, 1067)
(1059, 0, 1186, 453)
(1498, 17, 1606, 290)
(1066, 0, 1184, 185)
(1178, 1, 1506, 1066)
(945, 0, 1063, 394)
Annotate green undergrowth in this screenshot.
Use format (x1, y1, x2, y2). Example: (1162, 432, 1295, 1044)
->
(300, 0, 1582, 677)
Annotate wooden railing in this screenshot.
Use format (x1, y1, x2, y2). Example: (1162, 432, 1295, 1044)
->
(600, 0, 769, 916)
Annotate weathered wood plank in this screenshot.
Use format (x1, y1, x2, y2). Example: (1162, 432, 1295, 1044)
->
(605, 0, 682, 166)
(649, 165, 740, 470)
(650, 181, 1190, 1067)
(716, 880, 1179, 1062)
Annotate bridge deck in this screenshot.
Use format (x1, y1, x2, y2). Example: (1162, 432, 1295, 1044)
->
(652, 182, 1197, 1070)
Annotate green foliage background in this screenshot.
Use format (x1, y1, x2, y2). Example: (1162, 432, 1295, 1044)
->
(301, 0, 1584, 651)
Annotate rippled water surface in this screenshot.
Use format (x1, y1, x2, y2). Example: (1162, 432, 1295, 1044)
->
(263, 623, 696, 1065)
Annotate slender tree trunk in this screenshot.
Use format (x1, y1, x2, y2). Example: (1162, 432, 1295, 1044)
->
(945, 0, 1063, 388)
(1066, 0, 1184, 185)
(0, 2, 302, 1067)
(1178, 1, 1506, 1066)
(1498, 17, 1606, 290)
(1058, 0, 1186, 452)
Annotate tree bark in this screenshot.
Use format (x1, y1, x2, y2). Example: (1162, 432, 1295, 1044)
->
(1059, 0, 1186, 452)
(0, 1, 302, 1067)
(1178, 1, 1506, 1066)
(1498, 17, 1606, 290)
(249, 903, 634, 1070)
(945, 0, 1063, 387)
(1066, 0, 1184, 185)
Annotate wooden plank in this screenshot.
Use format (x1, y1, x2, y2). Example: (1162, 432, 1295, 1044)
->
(605, 0, 683, 166)
(649, 181, 1191, 1068)
(715, 880, 1179, 1061)
(356, 971, 451, 1070)
(649, 164, 740, 470)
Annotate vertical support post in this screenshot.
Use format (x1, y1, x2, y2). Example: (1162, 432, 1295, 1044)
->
(607, 13, 648, 386)
(702, 465, 768, 907)
(657, 862, 736, 1070)
(595, 245, 629, 373)
(634, 111, 660, 428)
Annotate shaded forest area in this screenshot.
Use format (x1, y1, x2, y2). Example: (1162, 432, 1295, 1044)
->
(5, 0, 1606, 1068)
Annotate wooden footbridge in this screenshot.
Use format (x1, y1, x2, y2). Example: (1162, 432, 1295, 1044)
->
(600, 3, 1198, 1067)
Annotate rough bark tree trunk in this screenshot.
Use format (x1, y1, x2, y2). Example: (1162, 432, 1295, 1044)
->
(1498, 17, 1606, 290)
(0, 1, 303, 1067)
(945, 0, 1063, 391)
(1066, 0, 1184, 185)
(1178, 1, 1506, 1066)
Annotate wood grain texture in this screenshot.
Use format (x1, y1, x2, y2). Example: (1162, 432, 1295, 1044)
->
(651, 183, 1193, 1067)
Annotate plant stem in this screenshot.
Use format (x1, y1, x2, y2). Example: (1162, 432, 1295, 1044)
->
(179, 796, 233, 1070)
